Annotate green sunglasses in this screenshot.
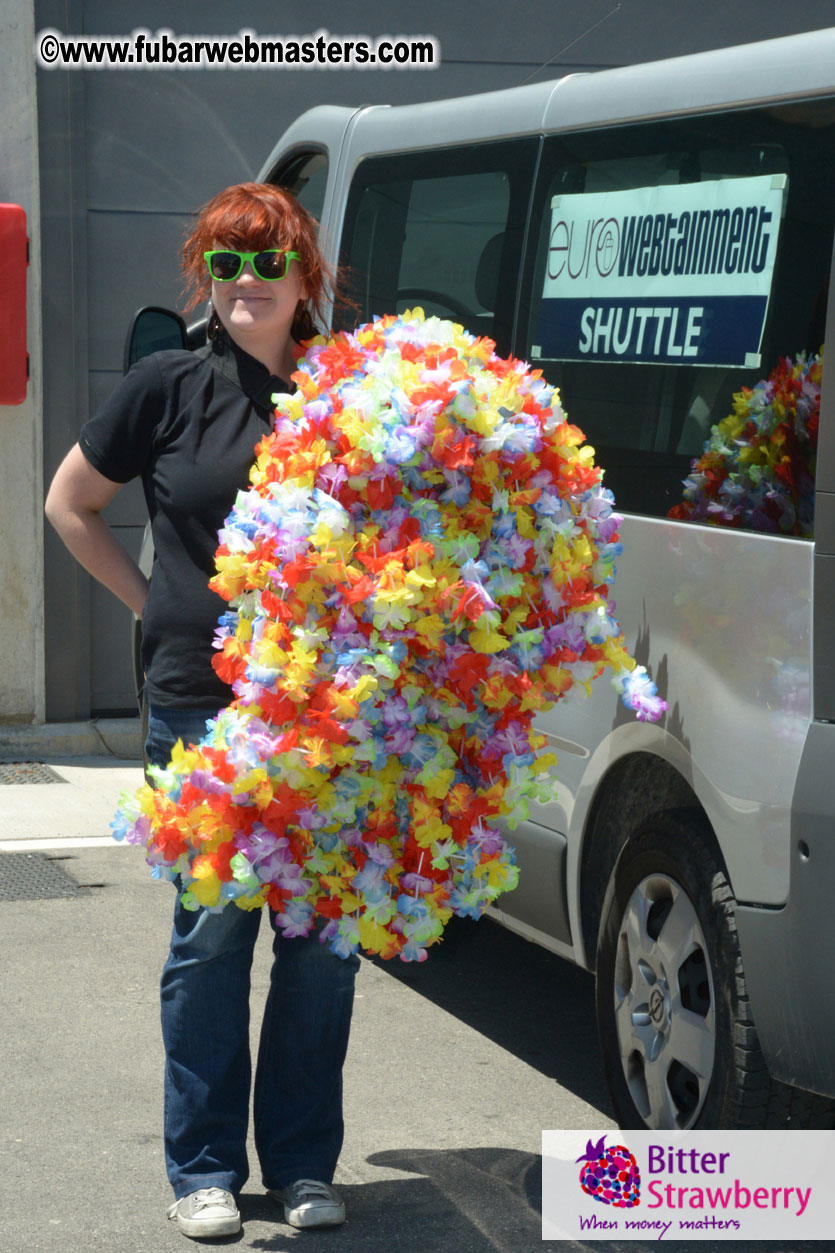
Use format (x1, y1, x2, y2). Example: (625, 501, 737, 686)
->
(204, 248, 301, 282)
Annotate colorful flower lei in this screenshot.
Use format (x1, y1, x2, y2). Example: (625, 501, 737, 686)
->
(668, 348, 823, 536)
(113, 311, 666, 961)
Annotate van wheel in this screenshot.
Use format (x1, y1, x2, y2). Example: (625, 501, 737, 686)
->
(596, 809, 785, 1129)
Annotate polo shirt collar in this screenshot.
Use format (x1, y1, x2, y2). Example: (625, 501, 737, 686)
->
(206, 325, 291, 411)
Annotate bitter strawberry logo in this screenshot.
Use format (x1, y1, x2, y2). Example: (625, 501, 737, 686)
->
(577, 1136, 641, 1208)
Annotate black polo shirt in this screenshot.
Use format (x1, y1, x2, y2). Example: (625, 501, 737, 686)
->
(80, 330, 290, 708)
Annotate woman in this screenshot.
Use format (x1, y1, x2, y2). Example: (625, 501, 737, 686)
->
(45, 184, 358, 1240)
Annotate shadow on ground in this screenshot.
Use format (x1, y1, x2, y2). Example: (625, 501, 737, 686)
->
(231, 1152, 779, 1253)
(369, 915, 612, 1117)
(235, 1148, 542, 1252)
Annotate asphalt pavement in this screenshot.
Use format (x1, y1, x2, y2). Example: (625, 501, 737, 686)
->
(0, 756, 798, 1253)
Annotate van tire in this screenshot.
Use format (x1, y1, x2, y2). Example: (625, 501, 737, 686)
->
(595, 808, 835, 1129)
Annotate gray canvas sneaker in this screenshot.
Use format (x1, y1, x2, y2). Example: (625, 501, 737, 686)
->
(269, 1179, 346, 1228)
(166, 1187, 241, 1238)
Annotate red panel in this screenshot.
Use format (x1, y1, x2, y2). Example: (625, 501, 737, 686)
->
(0, 204, 29, 405)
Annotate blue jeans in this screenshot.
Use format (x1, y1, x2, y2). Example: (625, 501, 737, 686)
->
(146, 705, 359, 1199)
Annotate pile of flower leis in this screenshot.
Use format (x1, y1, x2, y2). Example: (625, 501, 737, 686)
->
(668, 347, 823, 536)
(113, 311, 666, 961)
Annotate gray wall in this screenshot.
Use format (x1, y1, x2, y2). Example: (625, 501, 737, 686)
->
(0, 0, 45, 724)
(35, 0, 835, 717)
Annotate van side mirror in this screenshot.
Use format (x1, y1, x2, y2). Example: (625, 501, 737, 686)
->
(122, 305, 187, 374)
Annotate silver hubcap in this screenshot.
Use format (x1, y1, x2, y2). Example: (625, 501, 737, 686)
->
(613, 872, 715, 1128)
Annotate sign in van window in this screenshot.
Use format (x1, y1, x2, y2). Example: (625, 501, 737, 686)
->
(534, 174, 786, 368)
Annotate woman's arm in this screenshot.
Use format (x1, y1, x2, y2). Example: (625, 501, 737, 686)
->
(45, 443, 149, 617)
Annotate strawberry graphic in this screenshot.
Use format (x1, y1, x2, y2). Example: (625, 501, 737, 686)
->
(577, 1136, 641, 1208)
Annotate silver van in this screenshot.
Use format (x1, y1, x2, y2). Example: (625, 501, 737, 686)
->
(136, 28, 835, 1130)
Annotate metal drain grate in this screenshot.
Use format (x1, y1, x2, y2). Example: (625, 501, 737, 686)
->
(0, 762, 68, 785)
(0, 852, 82, 901)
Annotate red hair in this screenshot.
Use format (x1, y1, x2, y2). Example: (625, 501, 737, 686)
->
(181, 182, 334, 340)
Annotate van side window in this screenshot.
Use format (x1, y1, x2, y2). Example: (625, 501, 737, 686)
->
(272, 150, 329, 225)
(337, 140, 538, 356)
(519, 101, 833, 531)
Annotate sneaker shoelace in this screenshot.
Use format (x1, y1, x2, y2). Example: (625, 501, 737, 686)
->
(167, 1187, 233, 1219)
(289, 1180, 338, 1202)
(191, 1188, 233, 1211)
